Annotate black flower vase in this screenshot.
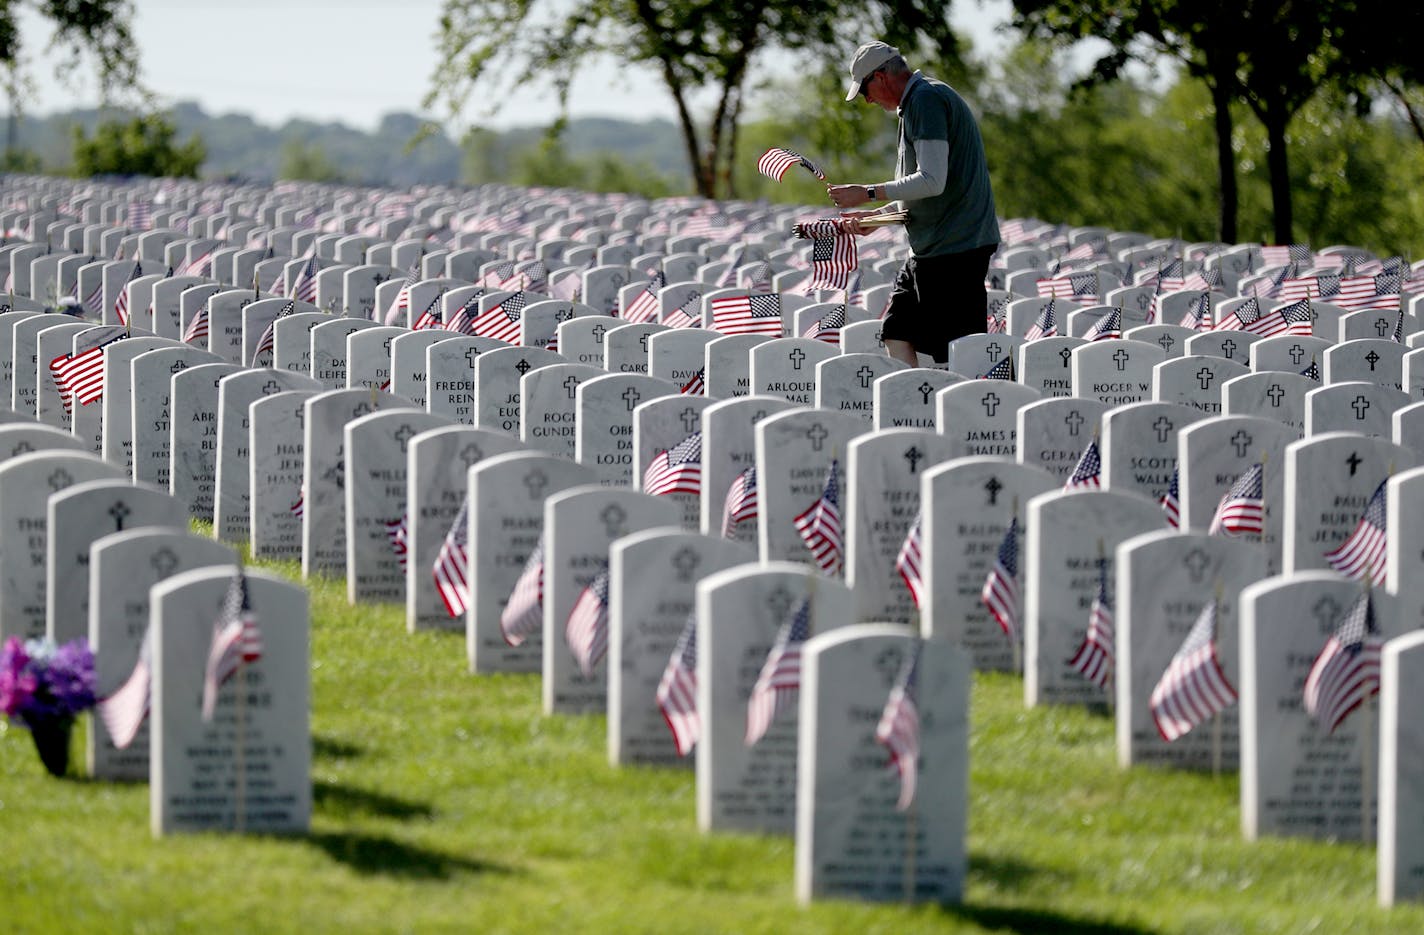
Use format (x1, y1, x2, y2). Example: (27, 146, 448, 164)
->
(26, 716, 73, 777)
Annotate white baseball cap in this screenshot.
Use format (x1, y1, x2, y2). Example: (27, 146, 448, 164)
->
(844, 41, 901, 102)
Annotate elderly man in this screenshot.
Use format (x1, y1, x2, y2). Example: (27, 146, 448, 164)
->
(829, 41, 999, 366)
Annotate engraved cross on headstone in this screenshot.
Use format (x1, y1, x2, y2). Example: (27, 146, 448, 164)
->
(524, 469, 549, 500)
(11, 441, 33, 456)
(1065, 410, 1085, 436)
(109, 500, 130, 531)
(981, 392, 1000, 417)
(1289, 344, 1306, 365)
(592, 323, 606, 344)
(393, 424, 416, 453)
(465, 347, 481, 367)
(1365, 350, 1381, 371)
(903, 446, 924, 474)
(1112, 349, 1130, 371)
(1230, 430, 1254, 459)
(564, 375, 580, 399)
(1059, 347, 1072, 368)
(670, 546, 700, 581)
(1183, 547, 1210, 582)
(1312, 595, 1343, 630)
(1152, 416, 1174, 443)
(984, 476, 1002, 505)
(47, 468, 73, 491)
(150, 547, 179, 577)
(600, 503, 627, 538)
(170, 360, 187, 374)
(1375, 318, 1390, 338)
(1266, 383, 1285, 407)
(789, 348, 806, 371)
(515, 357, 533, 376)
(262, 379, 281, 395)
(1158, 333, 1175, 353)
(766, 585, 793, 623)
(679, 407, 699, 434)
(459, 443, 483, 466)
(622, 387, 641, 411)
(1346, 451, 1362, 476)
(1196, 366, 1215, 390)
(855, 365, 876, 389)
(1221, 339, 1237, 359)
(1352, 395, 1370, 420)
(918, 381, 935, 404)
(986, 342, 1003, 362)
(639, 332, 650, 352)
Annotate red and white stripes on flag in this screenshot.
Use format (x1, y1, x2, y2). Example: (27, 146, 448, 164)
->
(182, 307, 210, 346)
(96, 626, 152, 750)
(469, 291, 527, 344)
(756, 147, 827, 182)
(384, 261, 420, 325)
(500, 538, 545, 646)
(113, 262, 142, 326)
(745, 597, 811, 746)
(50, 330, 126, 411)
(1081, 307, 1122, 341)
(444, 292, 485, 335)
(200, 568, 263, 722)
(1149, 600, 1237, 741)
(386, 513, 409, 569)
(1067, 559, 1115, 689)
(1260, 243, 1313, 268)
(720, 466, 757, 538)
(250, 299, 296, 365)
(622, 271, 665, 324)
(874, 642, 922, 811)
(642, 431, 702, 497)
(290, 494, 304, 518)
(895, 511, 925, 609)
(981, 517, 1020, 642)
(1036, 271, 1099, 303)
(794, 459, 844, 576)
(1023, 298, 1057, 340)
(794, 219, 858, 292)
(1303, 589, 1381, 735)
(566, 567, 611, 677)
(680, 367, 705, 396)
(1334, 270, 1404, 312)
(1064, 439, 1102, 490)
(710, 294, 783, 337)
(83, 281, 104, 316)
(656, 612, 700, 756)
(1323, 479, 1388, 584)
(1208, 463, 1265, 537)
(433, 499, 471, 618)
(411, 293, 444, 331)
(662, 290, 702, 329)
(801, 305, 846, 346)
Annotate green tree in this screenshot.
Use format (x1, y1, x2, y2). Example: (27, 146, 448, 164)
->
(71, 112, 204, 177)
(278, 138, 347, 183)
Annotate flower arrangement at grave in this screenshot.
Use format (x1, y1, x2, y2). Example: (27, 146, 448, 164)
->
(0, 636, 97, 777)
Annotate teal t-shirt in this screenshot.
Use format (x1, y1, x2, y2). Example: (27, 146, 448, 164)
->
(897, 75, 999, 257)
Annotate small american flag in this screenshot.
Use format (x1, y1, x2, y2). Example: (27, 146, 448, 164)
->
(1179, 293, 1212, 331)
(1334, 270, 1403, 312)
(386, 513, 409, 569)
(794, 460, 844, 576)
(1081, 307, 1122, 341)
(250, 299, 296, 365)
(1161, 467, 1181, 528)
(622, 271, 666, 324)
(1037, 271, 1100, 302)
(499, 538, 544, 647)
(874, 642, 923, 811)
(745, 596, 810, 746)
(680, 367, 705, 396)
(1391, 307, 1406, 343)
(797, 219, 857, 292)
(981, 517, 1020, 642)
(756, 147, 827, 181)
(716, 246, 747, 289)
(720, 466, 757, 538)
(1303, 589, 1381, 735)
(1064, 439, 1102, 490)
(83, 280, 104, 316)
(412, 293, 444, 331)
(292, 254, 320, 304)
(566, 566, 611, 676)
(662, 290, 703, 329)
(1300, 359, 1321, 381)
(96, 625, 152, 750)
(1208, 463, 1264, 537)
(656, 612, 700, 756)
(200, 568, 263, 722)
(1149, 600, 1236, 741)
(895, 511, 925, 609)
(50, 331, 126, 410)
(1323, 479, 1388, 584)
(1024, 298, 1057, 340)
(383, 260, 420, 325)
(801, 305, 846, 346)
(981, 356, 1015, 380)
(710, 294, 783, 337)
(127, 200, 153, 231)
(182, 306, 210, 346)
(469, 291, 527, 344)
(268, 264, 286, 296)
(642, 430, 702, 497)
(113, 262, 142, 326)
(433, 499, 471, 618)
(290, 494, 304, 518)
(1260, 243, 1313, 268)
(1067, 558, 1115, 689)
(444, 291, 485, 335)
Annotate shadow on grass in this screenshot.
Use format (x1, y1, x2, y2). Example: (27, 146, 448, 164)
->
(313, 780, 435, 821)
(947, 905, 1156, 935)
(307, 830, 518, 880)
(313, 734, 365, 760)
(970, 853, 1076, 890)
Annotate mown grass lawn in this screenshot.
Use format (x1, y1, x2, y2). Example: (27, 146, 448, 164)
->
(2, 554, 1419, 934)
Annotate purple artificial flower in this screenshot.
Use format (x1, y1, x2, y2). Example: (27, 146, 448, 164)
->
(0, 636, 95, 724)
(0, 636, 38, 718)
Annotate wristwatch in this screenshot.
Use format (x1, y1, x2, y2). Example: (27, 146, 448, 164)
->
(867, 185, 878, 200)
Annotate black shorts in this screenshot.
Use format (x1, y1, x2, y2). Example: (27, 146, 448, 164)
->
(881, 244, 997, 362)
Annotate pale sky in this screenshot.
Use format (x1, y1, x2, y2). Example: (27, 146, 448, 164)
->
(12, 0, 1016, 132)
